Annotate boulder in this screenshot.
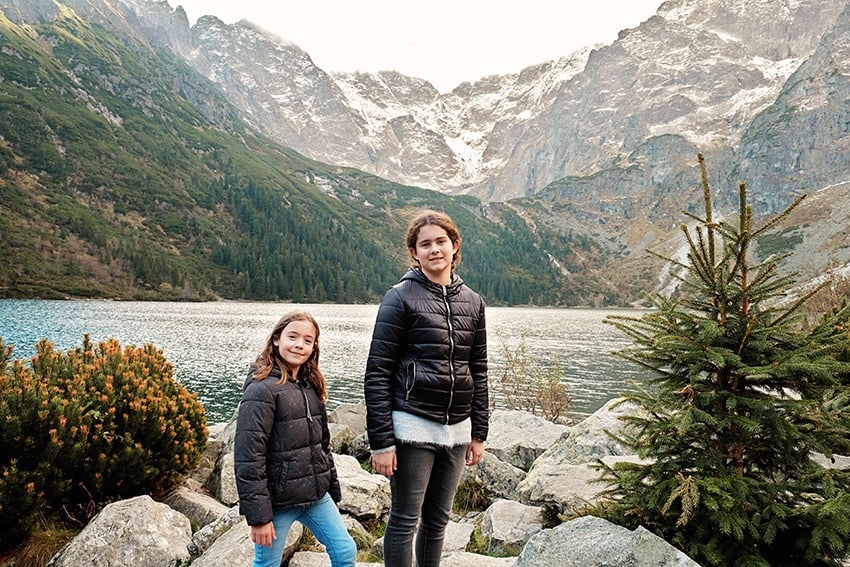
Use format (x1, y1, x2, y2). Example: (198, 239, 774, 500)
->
(329, 400, 367, 437)
(349, 431, 372, 461)
(486, 409, 569, 471)
(460, 450, 526, 503)
(47, 495, 192, 567)
(440, 552, 517, 566)
(535, 398, 638, 466)
(334, 453, 391, 519)
(329, 422, 357, 455)
(214, 450, 239, 506)
(188, 505, 244, 558)
(517, 461, 603, 514)
(478, 500, 544, 556)
(444, 520, 476, 553)
(188, 421, 226, 488)
(164, 487, 230, 530)
(515, 515, 701, 566)
(287, 550, 381, 566)
(191, 519, 302, 567)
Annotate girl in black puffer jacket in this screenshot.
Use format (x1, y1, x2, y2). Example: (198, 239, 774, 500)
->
(364, 210, 489, 567)
(235, 311, 356, 567)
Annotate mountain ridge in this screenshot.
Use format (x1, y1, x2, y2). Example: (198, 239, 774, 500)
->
(1, 0, 849, 307)
(136, 0, 847, 208)
(0, 0, 613, 305)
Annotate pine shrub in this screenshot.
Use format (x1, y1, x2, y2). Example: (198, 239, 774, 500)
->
(0, 335, 207, 551)
(595, 155, 850, 566)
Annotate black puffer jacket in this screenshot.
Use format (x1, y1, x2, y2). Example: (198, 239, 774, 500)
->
(234, 366, 340, 527)
(364, 268, 488, 451)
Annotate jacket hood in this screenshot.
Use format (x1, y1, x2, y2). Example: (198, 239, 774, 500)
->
(242, 364, 283, 390)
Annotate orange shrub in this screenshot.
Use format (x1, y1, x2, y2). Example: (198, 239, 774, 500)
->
(0, 335, 207, 551)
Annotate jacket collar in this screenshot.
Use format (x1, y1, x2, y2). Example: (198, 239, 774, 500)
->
(401, 268, 464, 293)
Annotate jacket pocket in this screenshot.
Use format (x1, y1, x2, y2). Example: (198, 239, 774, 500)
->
(272, 461, 289, 497)
(403, 360, 417, 401)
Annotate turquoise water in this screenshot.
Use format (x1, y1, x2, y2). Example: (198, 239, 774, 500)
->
(0, 300, 649, 423)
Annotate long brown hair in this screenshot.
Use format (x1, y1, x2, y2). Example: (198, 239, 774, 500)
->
(405, 209, 462, 270)
(252, 310, 328, 401)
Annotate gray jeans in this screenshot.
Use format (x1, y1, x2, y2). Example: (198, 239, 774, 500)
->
(383, 442, 468, 567)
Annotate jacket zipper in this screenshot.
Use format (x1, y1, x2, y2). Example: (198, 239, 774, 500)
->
(442, 285, 455, 424)
(298, 380, 320, 500)
(299, 381, 313, 422)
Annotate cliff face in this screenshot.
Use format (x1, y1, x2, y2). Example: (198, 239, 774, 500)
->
(3, 0, 849, 303)
(7, 0, 847, 212)
(735, 3, 850, 213)
(100, 0, 847, 211)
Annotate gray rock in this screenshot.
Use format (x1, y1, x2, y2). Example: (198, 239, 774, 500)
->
(335, 453, 391, 519)
(444, 520, 476, 553)
(188, 520, 253, 567)
(214, 450, 239, 506)
(479, 500, 544, 556)
(188, 422, 226, 488)
(329, 400, 368, 437)
(329, 422, 357, 455)
(460, 451, 526, 503)
(440, 551, 517, 566)
(192, 519, 303, 567)
(517, 461, 603, 514)
(164, 486, 230, 530)
(349, 431, 373, 461)
(188, 505, 243, 558)
(515, 515, 701, 567)
(287, 550, 381, 566)
(486, 410, 569, 471)
(536, 397, 637, 466)
(47, 495, 192, 567)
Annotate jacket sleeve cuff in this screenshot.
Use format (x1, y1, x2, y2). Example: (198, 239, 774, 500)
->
(370, 445, 396, 455)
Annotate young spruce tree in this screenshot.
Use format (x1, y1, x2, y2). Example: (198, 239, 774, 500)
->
(597, 155, 850, 567)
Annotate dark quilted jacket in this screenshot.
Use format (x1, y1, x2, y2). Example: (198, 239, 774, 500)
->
(364, 268, 488, 451)
(234, 366, 340, 526)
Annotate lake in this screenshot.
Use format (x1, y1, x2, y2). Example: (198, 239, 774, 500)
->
(0, 300, 652, 423)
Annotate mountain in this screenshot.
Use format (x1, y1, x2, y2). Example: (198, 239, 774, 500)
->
(142, 0, 850, 290)
(0, 0, 611, 305)
(143, 0, 846, 207)
(1, 0, 849, 307)
(172, 12, 595, 198)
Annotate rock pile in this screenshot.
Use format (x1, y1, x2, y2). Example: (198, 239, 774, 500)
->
(46, 399, 701, 567)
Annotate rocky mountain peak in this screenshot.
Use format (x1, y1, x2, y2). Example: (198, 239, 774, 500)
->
(119, 0, 844, 207)
(2, 0, 849, 303)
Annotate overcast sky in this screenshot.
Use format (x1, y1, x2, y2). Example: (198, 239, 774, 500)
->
(174, 0, 662, 92)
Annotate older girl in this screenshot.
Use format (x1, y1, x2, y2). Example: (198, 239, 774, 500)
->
(364, 210, 489, 567)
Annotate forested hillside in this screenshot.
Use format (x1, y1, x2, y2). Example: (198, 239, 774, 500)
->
(0, 10, 621, 306)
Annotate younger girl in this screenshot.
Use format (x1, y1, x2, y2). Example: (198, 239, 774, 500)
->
(234, 310, 356, 567)
(364, 210, 489, 567)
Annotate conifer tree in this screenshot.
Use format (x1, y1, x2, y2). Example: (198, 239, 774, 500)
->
(597, 155, 850, 566)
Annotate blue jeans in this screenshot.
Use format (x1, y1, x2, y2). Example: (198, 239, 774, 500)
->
(252, 492, 356, 567)
(383, 443, 467, 567)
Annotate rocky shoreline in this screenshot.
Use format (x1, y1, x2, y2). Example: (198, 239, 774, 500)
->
(46, 399, 704, 566)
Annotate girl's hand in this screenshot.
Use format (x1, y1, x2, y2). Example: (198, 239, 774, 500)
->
(251, 521, 276, 547)
(466, 439, 485, 466)
(372, 450, 397, 477)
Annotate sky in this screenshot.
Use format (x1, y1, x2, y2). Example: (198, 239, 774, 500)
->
(174, 1, 662, 93)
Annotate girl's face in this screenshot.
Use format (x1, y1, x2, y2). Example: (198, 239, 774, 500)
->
(409, 223, 459, 284)
(273, 319, 316, 375)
